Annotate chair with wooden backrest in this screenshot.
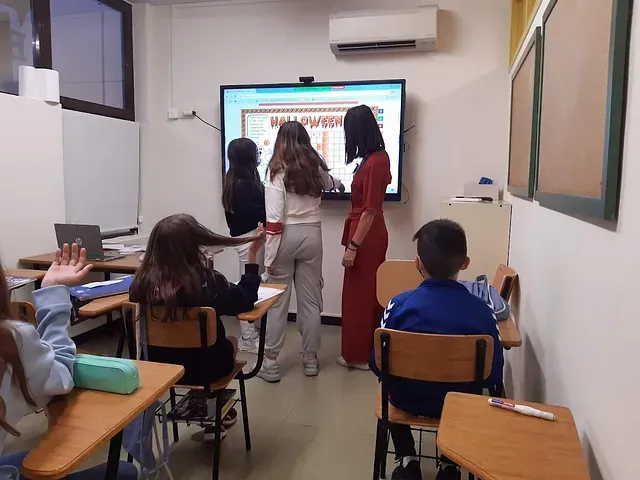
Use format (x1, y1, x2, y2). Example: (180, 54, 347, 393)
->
(122, 302, 250, 480)
(372, 329, 494, 480)
(376, 260, 422, 307)
(492, 264, 518, 302)
(9, 301, 36, 325)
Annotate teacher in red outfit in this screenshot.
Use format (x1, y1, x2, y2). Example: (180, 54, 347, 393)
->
(338, 105, 392, 370)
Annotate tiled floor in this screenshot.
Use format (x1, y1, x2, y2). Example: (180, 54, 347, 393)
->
(6, 321, 442, 479)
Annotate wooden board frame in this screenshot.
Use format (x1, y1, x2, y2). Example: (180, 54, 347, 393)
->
(508, 27, 543, 200)
(510, 0, 543, 65)
(535, 0, 633, 223)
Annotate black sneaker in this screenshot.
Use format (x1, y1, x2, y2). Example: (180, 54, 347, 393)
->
(391, 460, 422, 480)
(435, 465, 461, 480)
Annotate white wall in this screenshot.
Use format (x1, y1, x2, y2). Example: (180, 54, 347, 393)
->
(505, 2, 640, 479)
(135, 0, 511, 315)
(0, 94, 65, 268)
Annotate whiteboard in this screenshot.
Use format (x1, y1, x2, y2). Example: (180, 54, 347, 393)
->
(62, 110, 140, 233)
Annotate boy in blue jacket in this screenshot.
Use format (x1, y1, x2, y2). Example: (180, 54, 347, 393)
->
(371, 219, 503, 480)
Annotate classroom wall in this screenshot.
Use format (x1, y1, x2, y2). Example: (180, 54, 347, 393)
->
(505, 2, 640, 479)
(134, 0, 511, 315)
(0, 94, 66, 269)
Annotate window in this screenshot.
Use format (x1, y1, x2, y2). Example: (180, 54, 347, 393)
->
(0, 0, 34, 95)
(0, 0, 134, 120)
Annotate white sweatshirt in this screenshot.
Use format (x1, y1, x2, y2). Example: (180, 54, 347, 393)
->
(265, 167, 342, 267)
(0, 286, 76, 452)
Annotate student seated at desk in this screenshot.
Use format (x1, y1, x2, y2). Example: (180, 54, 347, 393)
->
(370, 220, 504, 480)
(0, 244, 138, 479)
(129, 214, 265, 441)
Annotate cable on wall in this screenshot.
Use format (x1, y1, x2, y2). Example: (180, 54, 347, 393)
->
(192, 111, 221, 132)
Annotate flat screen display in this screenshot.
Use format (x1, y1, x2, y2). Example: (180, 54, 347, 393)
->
(220, 79, 406, 201)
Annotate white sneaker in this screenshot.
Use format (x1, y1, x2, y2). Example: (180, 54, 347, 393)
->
(256, 357, 281, 383)
(336, 356, 370, 371)
(303, 355, 319, 377)
(203, 425, 227, 442)
(238, 334, 259, 354)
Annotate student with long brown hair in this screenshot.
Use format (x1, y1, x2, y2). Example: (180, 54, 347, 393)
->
(259, 121, 344, 383)
(129, 213, 264, 441)
(0, 244, 138, 479)
(222, 138, 266, 354)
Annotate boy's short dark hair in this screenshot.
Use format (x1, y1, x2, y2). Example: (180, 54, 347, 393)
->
(412, 219, 467, 279)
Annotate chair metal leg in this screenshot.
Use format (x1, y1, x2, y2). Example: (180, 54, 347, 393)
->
(212, 391, 223, 480)
(372, 420, 384, 480)
(169, 388, 179, 443)
(115, 320, 125, 358)
(239, 376, 252, 451)
(380, 426, 389, 479)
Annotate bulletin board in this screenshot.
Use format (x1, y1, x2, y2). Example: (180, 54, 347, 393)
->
(535, 0, 632, 222)
(508, 27, 542, 200)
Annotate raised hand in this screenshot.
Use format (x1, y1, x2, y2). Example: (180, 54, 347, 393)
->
(41, 243, 94, 288)
(250, 223, 266, 253)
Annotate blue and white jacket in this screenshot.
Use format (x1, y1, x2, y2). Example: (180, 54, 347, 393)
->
(0, 286, 76, 453)
(370, 278, 504, 418)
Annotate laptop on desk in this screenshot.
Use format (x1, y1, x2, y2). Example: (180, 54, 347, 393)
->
(54, 224, 125, 261)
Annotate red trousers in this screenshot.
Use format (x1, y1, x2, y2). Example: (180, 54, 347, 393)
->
(341, 216, 388, 364)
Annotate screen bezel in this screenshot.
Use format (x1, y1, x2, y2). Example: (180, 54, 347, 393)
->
(219, 78, 407, 202)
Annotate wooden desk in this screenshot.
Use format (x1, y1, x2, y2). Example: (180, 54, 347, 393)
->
(20, 253, 141, 274)
(79, 293, 130, 318)
(4, 268, 47, 280)
(22, 361, 184, 480)
(498, 315, 522, 348)
(237, 284, 286, 380)
(237, 283, 286, 322)
(437, 392, 590, 480)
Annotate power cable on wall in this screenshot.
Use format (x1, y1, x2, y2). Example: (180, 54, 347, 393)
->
(193, 111, 221, 132)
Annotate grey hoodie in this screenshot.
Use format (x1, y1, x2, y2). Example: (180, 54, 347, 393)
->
(0, 286, 76, 452)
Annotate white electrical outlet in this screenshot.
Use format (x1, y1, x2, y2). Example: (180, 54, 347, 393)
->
(167, 108, 180, 120)
(180, 110, 195, 119)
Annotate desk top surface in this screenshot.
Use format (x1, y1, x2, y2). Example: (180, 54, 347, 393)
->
(238, 284, 287, 322)
(22, 361, 184, 480)
(437, 393, 590, 480)
(498, 315, 522, 348)
(79, 293, 131, 317)
(78, 284, 286, 319)
(4, 269, 47, 280)
(20, 253, 141, 272)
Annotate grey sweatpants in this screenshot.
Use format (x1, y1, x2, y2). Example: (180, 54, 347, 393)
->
(265, 223, 323, 358)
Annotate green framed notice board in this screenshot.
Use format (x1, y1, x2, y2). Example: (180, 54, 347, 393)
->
(535, 0, 633, 223)
(508, 27, 543, 199)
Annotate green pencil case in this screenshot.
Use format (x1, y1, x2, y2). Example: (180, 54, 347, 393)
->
(73, 354, 140, 395)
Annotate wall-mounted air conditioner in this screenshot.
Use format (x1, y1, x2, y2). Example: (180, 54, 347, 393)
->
(329, 6, 438, 56)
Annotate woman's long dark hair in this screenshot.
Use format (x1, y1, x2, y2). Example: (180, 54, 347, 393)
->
(130, 214, 257, 317)
(222, 138, 262, 213)
(0, 263, 37, 435)
(268, 121, 329, 197)
(344, 105, 386, 164)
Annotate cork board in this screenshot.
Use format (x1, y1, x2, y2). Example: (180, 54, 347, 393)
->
(508, 28, 542, 199)
(535, 0, 631, 222)
(538, 0, 612, 198)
